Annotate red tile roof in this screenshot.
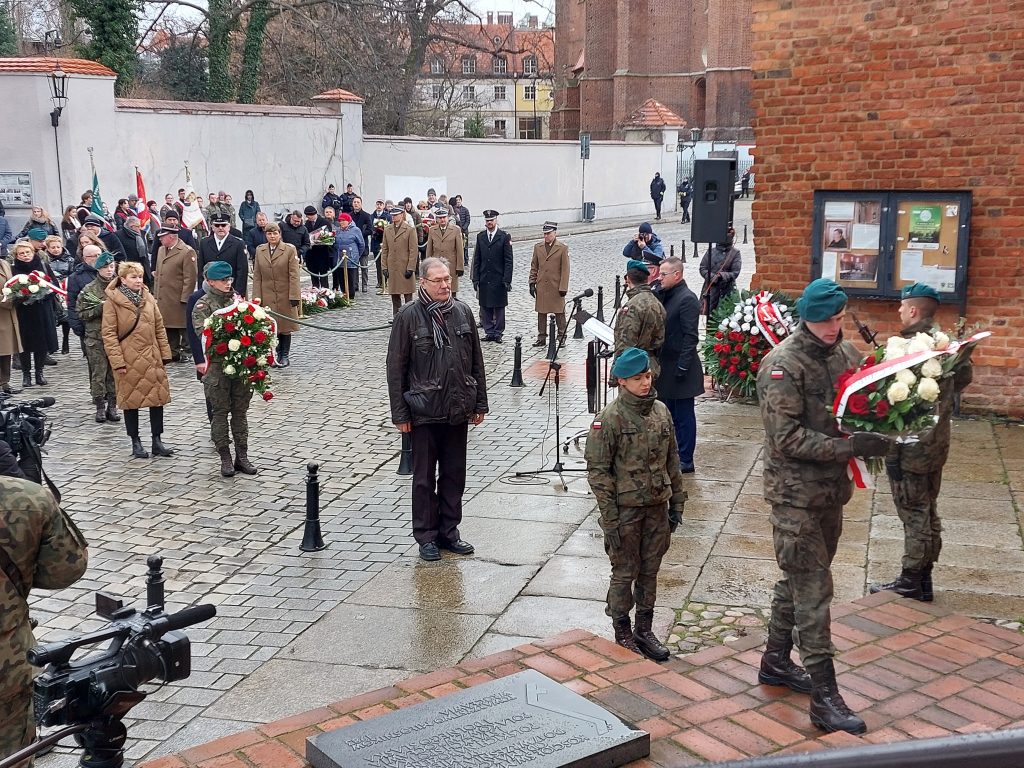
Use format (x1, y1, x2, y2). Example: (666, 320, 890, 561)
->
(622, 98, 687, 128)
(0, 57, 116, 76)
(312, 88, 364, 104)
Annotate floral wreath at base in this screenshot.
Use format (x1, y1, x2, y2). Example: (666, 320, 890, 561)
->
(300, 288, 352, 315)
(201, 298, 277, 401)
(701, 288, 800, 401)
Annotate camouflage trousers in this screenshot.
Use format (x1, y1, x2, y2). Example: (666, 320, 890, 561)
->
(203, 364, 253, 450)
(890, 469, 943, 571)
(768, 502, 842, 668)
(0, 690, 34, 768)
(84, 335, 115, 399)
(605, 503, 671, 618)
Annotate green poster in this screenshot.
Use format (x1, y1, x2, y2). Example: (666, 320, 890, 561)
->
(909, 205, 942, 243)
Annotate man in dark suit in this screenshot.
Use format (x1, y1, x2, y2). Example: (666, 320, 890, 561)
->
(116, 216, 155, 287)
(150, 210, 196, 272)
(198, 212, 249, 297)
(470, 210, 513, 343)
(655, 256, 704, 473)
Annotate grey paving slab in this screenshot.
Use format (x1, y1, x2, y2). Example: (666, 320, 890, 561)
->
(466, 632, 543, 660)
(491, 595, 675, 640)
(457, 516, 576, 565)
(466, 490, 597, 524)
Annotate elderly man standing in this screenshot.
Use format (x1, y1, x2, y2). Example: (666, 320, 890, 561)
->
(528, 221, 570, 348)
(154, 225, 198, 362)
(425, 208, 464, 298)
(471, 210, 513, 343)
(381, 205, 418, 316)
(386, 257, 488, 562)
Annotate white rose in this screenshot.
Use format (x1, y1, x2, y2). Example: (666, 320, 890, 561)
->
(895, 368, 917, 387)
(252, 307, 266, 320)
(921, 358, 943, 379)
(741, 322, 751, 331)
(228, 339, 241, 352)
(719, 321, 728, 331)
(236, 302, 249, 312)
(885, 336, 909, 360)
(27, 285, 39, 294)
(223, 364, 236, 375)
(907, 337, 932, 355)
(750, 326, 760, 335)
(730, 321, 741, 331)
(777, 304, 788, 312)
(887, 381, 910, 404)
(917, 377, 940, 402)
(257, 356, 267, 366)
(16, 275, 27, 284)
(2, 287, 11, 297)
(933, 331, 950, 351)
(204, 318, 213, 328)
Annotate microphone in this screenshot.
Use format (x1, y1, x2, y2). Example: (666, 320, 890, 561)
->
(569, 288, 594, 302)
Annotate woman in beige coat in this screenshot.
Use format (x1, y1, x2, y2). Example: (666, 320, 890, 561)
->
(0, 257, 22, 393)
(252, 222, 301, 367)
(101, 262, 175, 459)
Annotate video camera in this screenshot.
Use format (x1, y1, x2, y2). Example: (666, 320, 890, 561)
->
(0, 556, 215, 768)
(0, 394, 55, 486)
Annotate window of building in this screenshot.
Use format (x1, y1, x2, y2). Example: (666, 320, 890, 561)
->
(524, 83, 536, 101)
(523, 55, 538, 75)
(494, 119, 507, 135)
(518, 117, 537, 140)
(431, 84, 443, 100)
(493, 85, 506, 101)
(497, 12, 513, 24)
(462, 56, 476, 74)
(462, 85, 476, 101)
(431, 56, 445, 75)
(492, 56, 507, 75)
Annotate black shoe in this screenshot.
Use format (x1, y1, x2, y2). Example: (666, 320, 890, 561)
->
(532, 338, 546, 348)
(130, 437, 149, 459)
(22, 372, 32, 388)
(0, 383, 19, 395)
(280, 354, 291, 368)
(105, 397, 121, 422)
(759, 637, 812, 693)
(440, 539, 474, 555)
(869, 568, 924, 600)
(482, 336, 495, 342)
(217, 446, 236, 477)
(633, 610, 670, 661)
(680, 462, 695, 474)
(44, 355, 57, 366)
(494, 337, 503, 344)
(11, 356, 20, 371)
(612, 616, 643, 655)
(151, 437, 175, 457)
(34, 372, 47, 386)
(808, 660, 867, 735)
(94, 397, 107, 423)
(418, 542, 441, 561)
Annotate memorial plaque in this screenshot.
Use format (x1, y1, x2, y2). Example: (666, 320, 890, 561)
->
(307, 669, 650, 768)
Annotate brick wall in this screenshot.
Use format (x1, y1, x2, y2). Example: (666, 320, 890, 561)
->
(750, 0, 1024, 415)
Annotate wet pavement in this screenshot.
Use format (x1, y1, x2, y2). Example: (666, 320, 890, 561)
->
(26, 198, 1024, 765)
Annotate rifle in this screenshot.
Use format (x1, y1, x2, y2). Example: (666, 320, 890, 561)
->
(850, 312, 879, 348)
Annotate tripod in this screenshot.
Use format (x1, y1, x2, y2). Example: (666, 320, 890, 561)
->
(515, 314, 588, 491)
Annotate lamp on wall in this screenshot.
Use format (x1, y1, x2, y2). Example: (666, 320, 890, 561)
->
(512, 71, 520, 139)
(678, 127, 702, 149)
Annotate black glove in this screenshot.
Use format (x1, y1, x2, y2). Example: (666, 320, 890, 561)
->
(885, 457, 903, 482)
(473, 282, 479, 292)
(529, 284, 537, 298)
(404, 270, 413, 279)
(559, 291, 567, 297)
(382, 269, 389, 280)
(603, 527, 621, 551)
(848, 431, 891, 458)
(668, 508, 683, 533)
(290, 300, 299, 307)
(456, 270, 464, 277)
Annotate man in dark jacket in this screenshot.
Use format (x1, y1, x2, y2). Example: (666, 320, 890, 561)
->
(470, 210, 513, 342)
(116, 216, 154, 287)
(386, 257, 488, 562)
(280, 210, 310, 261)
(370, 200, 389, 292)
(67, 245, 102, 340)
(244, 212, 269, 259)
(321, 184, 343, 214)
(351, 196, 374, 293)
(198, 212, 249, 296)
(655, 257, 704, 472)
(149, 210, 196, 270)
(650, 172, 667, 220)
(699, 227, 741, 316)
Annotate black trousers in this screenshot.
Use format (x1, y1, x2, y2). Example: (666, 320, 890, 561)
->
(653, 196, 663, 218)
(410, 422, 468, 545)
(124, 406, 164, 438)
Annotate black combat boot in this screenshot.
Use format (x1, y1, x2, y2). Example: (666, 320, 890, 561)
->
(807, 659, 866, 735)
(612, 616, 643, 656)
(105, 396, 121, 422)
(94, 397, 107, 423)
(151, 434, 175, 457)
(921, 564, 934, 602)
(217, 446, 236, 477)
(633, 610, 671, 661)
(34, 370, 47, 386)
(130, 437, 149, 458)
(869, 568, 924, 600)
(758, 635, 812, 693)
(234, 445, 258, 475)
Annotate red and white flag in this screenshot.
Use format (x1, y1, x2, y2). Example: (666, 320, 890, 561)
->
(135, 168, 152, 231)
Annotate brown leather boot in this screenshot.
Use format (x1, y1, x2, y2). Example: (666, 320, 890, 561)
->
(234, 445, 258, 475)
(217, 446, 236, 477)
(612, 616, 643, 656)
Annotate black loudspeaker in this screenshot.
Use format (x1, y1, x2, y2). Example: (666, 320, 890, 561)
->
(691, 158, 736, 244)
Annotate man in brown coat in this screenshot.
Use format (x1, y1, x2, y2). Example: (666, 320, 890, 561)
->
(381, 206, 419, 316)
(425, 209, 465, 297)
(153, 226, 198, 361)
(528, 221, 570, 347)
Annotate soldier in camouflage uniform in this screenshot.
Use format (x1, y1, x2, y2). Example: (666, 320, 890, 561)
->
(585, 347, 686, 661)
(191, 261, 258, 478)
(0, 477, 88, 767)
(75, 251, 120, 424)
(613, 260, 666, 379)
(756, 279, 890, 735)
(871, 283, 973, 602)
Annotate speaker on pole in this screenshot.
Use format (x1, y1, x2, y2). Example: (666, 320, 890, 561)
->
(691, 158, 736, 244)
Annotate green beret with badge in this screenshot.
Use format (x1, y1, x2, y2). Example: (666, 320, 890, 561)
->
(796, 278, 848, 322)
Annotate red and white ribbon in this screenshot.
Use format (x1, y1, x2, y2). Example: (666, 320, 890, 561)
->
(752, 291, 787, 347)
(3, 270, 67, 299)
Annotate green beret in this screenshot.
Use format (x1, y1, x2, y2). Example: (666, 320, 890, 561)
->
(94, 251, 114, 268)
(612, 347, 650, 379)
(796, 278, 848, 322)
(26, 227, 48, 240)
(204, 261, 233, 280)
(901, 282, 940, 302)
(626, 259, 650, 276)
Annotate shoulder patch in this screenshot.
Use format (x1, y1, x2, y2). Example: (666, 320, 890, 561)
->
(592, 421, 602, 430)
(771, 369, 785, 380)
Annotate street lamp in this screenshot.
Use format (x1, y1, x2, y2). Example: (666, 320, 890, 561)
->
(512, 71, 520, 139)
(44, 33, 68, 212)
(531, 75, 538, 140)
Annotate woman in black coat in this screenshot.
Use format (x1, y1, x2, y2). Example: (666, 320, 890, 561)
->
(10, 242, 58, 387)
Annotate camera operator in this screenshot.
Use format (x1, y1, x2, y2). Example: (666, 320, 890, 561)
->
(1, 478, 87, 767)
(622, 222, 665, 265)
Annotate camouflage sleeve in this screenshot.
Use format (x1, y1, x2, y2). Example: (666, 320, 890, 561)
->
(34, 504, 88, 590)
(757, 363, 849, 463)
(192, 297, 211, 340)
(663, 414, 687, 512)
(613, 306, 639, 358)
(584, 417, 619, 530)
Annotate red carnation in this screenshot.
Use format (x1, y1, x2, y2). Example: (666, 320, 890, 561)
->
(254, 330, 267, 344)
(224, 322, 235, 332)
(255, 370, 267, 380)
(267, 353, 275, 365)
(715, 331, 724, 340)
(215, 342, 228, 355)
(262, 391, 274, 401)
(28, 273, 39, 283)
(19, 288, 29, 295)
(734, 343, 744, 352)
(874, 399, 889, 418)
(848, 393, 870, 416)
(739, 371, 748, 379)
(249, 374, 258, 382)
(730, 356, 740, 365)
(729, 365, 738, 374)
(241, 335, 252, 347)
(719, 356, 728, 366)
(750, 362, 760, 372)
(244, 355, 257, 368)
(244, 315, 255, 325)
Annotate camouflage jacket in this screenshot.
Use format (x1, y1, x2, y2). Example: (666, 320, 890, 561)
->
(75, 275, 114, 340)
(613, 285, 666, 378)
(757, 324, 862, 508)
(191, 286, 235, 364)
(1, 478, 88, 709)
(890, 320, 973, 474)
(584, 388, 686, 532)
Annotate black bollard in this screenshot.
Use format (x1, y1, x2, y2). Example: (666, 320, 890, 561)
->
(743, 224, 748, 244)
(596, 286, 605, 322)
(397, 432, 413, 475)
(146, 555, 165, 610)
(681, 241, 687, 263)
(300, 462, 327, 551)
(670, 244, 675, 259)
(510, 336, 525, 387)
(614, 275, 622, 309)
(693, 241, 699, 260)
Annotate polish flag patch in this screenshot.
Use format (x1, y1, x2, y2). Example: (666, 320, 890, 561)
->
(592, 421, 602, 430)
(771, 369, 785, 380)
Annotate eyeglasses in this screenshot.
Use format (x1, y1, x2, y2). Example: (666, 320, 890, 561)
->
(423, 276, 452, 284)
(213, 223, 229, 228)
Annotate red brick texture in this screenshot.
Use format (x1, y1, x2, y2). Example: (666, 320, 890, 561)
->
(140, 592, 1024, 767)
(749, 0, 1024, 415)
